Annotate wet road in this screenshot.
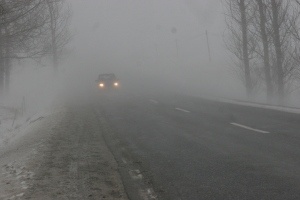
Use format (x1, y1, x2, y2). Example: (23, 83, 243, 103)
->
(94, 90, 300, 200)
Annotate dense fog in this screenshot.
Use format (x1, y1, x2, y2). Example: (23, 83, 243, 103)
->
(66, 0, 241, 100)
(4, 0, 300, 116)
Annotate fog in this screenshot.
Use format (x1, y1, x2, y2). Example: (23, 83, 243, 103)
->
(65, 0, 242, 98)
(5, 0, 300, 115)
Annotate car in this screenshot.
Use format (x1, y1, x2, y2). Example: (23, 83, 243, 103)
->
(96, 73, 119, 89)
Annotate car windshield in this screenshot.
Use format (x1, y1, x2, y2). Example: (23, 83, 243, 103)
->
(99, 74, 116, 80)
(1, 0, 300, 199)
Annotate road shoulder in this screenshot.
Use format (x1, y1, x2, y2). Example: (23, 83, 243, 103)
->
(0, 105, 128, 200)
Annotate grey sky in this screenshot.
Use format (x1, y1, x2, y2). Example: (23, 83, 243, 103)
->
(67, 0, 239, 98)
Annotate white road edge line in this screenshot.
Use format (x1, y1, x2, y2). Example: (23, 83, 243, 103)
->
(175, 107, 191, 113)
(149, 99, 158, 104)
(231, 122, 270, 134)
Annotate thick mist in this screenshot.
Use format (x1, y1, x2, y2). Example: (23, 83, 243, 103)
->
(65, 0, 244, 100)
(5, 0, 300, 113)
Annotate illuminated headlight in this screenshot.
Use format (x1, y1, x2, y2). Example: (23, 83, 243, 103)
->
(99, 83, 104, 88)
(114, 82, 119, 86)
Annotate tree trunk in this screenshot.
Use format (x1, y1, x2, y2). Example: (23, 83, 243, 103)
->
(239, 0, 252, 98)
(271, 0, 284, 104)
(4, 49, 11, 95)
(46, 0, 58, 75)
(257, 0, 273, 102)
(4, 62, 10, 94)
(4, 20, 11, 95)
(0, 28, 4, 97)
(50, 10, 58, 75)
(52, 32, 58, 75)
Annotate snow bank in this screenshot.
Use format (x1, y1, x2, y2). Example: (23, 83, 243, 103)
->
(218, 98, 300, 114)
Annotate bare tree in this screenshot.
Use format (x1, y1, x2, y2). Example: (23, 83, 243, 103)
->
(255, 0, 274, 102)
(0, 0, 71, 96)
(240, 0, 253, 98)
(0, 0, 51, 95)
(225, 0, 300, 104)
(266, 0, 300, 104)
(45, 0, 71, 75)
(0, 1, 6, 94)
(290, 0, 300, 81)
(224, 0, 255, 99)
(4, 23, 11, 94)
(270, 0, 285, 104)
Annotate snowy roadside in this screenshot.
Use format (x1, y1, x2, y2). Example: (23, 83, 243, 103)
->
(0, 104, 66, 200)
(0, 104, 59, 149)
(0, 106, 19, 147)
(0, 100, 127, 200)
(177, 91, 300, 115)
(218, 98, 300, 114)
(173, 89, 300, 115)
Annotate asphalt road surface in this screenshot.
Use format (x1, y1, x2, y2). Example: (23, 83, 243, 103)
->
(92, 90, 300, 200)
(3, 88, 299, 200)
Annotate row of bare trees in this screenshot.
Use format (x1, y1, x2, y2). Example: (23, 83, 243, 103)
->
(225, 0, 300, 105)
(0, 0, 71, 96)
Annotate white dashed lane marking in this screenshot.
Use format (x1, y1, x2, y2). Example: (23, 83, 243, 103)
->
(175, 107, 191, 113)
(149, 99, 159, 104)
(231, 122, 270, 134)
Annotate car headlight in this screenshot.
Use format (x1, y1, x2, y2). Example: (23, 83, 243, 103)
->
(99, 83, 104, 87)
(114, 82, 119, 86)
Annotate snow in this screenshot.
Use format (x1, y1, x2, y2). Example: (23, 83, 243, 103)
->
(0, 106, 20, 147)
(0, 69, 66, 148)
(0, 99, 65, 200)
(219, 98, 300, 114)
(0, 104, 49, 148)
(0, 89, 62, 149)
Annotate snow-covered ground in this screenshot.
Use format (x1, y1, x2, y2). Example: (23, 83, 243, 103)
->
(0, 65, 67, 199)
(0, 105, 65, 200)
(0, 65, 64, 199)
(0, 106, 20, 147)
(218, 98, 300, 114)
(0, 93, 60, 150)
(0, 104, 60, 148)
(0, 98, 127, 199)
(0, 106, 17, 144)
(0, 62, 67, 147)
(0, 63, 127, 199)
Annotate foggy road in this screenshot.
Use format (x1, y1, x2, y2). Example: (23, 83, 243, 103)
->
(94, 91, 300, 200)
(3, 0, 300, 199)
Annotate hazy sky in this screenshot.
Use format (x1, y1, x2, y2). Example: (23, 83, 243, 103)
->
(66, 0, 239, 97)
(70, 0, 224, 57)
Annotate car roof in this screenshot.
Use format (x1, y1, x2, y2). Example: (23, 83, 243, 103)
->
(98, 73, 116, 79)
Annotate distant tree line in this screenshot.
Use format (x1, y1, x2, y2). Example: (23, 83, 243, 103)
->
(224, 0, 300, 105)
(0, 0, 71, 96)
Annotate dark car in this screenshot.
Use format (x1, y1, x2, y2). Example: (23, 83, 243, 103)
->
(96, 73, 119, 89)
